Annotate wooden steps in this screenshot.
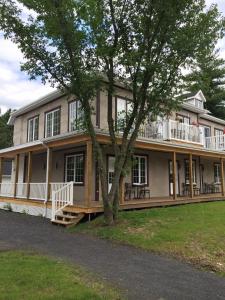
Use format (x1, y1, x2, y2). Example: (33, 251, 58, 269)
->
(51, 208, 85, 227)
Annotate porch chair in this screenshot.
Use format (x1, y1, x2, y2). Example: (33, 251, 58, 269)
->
(125, 183, 136, 200)
(182, 183, 189, 196)
(138, 185, 151, 199)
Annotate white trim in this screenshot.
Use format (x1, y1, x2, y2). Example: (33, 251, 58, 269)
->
(45, 108, 60, 138)
(28, 116, 39, 142)
(132, 155, 148, 185)
(65, 153, 84, 184)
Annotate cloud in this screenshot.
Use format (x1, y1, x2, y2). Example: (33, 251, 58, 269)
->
(0, 1, 225, 114)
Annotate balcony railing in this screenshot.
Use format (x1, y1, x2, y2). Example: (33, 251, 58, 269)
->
(205, 135, 225, 151)
(138, 120, 202, 145)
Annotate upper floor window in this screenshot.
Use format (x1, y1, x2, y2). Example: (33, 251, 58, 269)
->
(176, 114, 190, 125)
(65, 153, 84, 184)
(132, 155, 148, 185)
(214, 128, 223, 136)
(116, 97, 132, 131)
(187, 98, 203, 109)
(45, 108, 60, 138)
(69, 100, 83, 131)
(27, 116, 39, 142)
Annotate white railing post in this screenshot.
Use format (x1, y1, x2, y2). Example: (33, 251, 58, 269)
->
(167, 120, 171, 140)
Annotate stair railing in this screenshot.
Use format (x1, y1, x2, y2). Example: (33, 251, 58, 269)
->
(51, 182, 73, 221)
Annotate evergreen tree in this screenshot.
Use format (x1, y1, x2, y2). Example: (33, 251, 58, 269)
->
(184, 52, 225, 119)
(0, 110, 13, 149)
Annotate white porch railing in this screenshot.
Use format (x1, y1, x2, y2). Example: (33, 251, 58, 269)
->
(16, 183, 28, 199)
(0, 183, 14, 197)
(29, 183, 47, 201)
(138, 120, 202, 144)
(168, 120, 201, 144)
(51, 182, 73, 221)
(205, 135, 225, 151)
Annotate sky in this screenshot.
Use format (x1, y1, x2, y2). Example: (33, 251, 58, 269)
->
(0, 1, 225, 114)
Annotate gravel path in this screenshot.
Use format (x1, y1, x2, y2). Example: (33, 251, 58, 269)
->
(1, 210, 225, 300)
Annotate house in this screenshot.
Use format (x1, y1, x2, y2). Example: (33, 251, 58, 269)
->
(0, 87, 225, 226)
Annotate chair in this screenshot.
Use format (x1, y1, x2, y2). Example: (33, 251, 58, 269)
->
(182, 183, 189, 196)
(138, 186, 151, 199)
(125, 183, 135, 200)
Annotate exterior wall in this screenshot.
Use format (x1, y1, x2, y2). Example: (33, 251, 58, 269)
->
(198, 117, 225, 135)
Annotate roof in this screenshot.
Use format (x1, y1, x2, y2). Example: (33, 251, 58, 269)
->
(8, 89, 63, 125)
(179, 90, 206, 102)
(200, 113, 225, 126)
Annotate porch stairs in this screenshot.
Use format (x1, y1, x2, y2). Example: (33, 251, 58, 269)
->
(52, 207, 85, 227)
(51, 182, 84, 227)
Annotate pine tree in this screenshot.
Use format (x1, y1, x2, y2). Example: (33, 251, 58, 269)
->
(184, 52, 225, 119)
(0, 110, 13, 149)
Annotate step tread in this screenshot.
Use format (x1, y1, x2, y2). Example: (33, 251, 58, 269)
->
(51, 219, 74, 225)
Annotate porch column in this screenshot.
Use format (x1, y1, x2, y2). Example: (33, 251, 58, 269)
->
(13, 154, 20, 198)
(26, 151, 32, 199)
(172, 151, 177, 200)
(85, 141, 93, 207)
(220, 158, 225, 196)
(189, 153, 193, 198)
(46, 148, 52, 202)
(0, 157, 3, 185)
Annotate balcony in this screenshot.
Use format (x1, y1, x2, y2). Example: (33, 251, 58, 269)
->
(205, 135, 225, 151)
(139, 120, 202, 145)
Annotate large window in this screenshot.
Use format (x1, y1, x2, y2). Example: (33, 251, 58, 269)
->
(132, 155, 147, 185)
(45, 108, 60, 138)
(116, 97, 132, 131)
(65, 153, 84, 184)
(214, 128, 223, 136)
(214, 163, 221, 184)
(27, 116, 39, 142)
(176, 114, 190, 125)
(184, 159, 196, 184)
(69, 100, 83, 131)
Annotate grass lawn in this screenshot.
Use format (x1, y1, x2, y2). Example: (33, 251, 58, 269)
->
(0, 251, 121, 300)
(73, 201, 225, 275)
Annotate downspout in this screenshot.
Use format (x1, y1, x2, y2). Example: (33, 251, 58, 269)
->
(41, 141, 50, 218)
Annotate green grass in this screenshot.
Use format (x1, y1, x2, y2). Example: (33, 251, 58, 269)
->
(74, 201, 225, 275)
(0, 251, 121, 300)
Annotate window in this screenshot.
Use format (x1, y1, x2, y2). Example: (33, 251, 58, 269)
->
(27, 116, 39, 142)
(65, 153, 84, 184)
(214, 128, 223, 136)
(45, 108, 60, 138)
(116, 97, 132, 131)
(184, 160, 196, 184)
(214, 163, 221, 184)
(176, 114, 190, 125)
(69, 100, 83, 131)
(132, 155, 147, 185)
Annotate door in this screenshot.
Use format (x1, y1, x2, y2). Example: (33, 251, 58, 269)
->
(169, 160, 179, 196)
(108, 156, 115, 192)
(200, 164, 204, 193)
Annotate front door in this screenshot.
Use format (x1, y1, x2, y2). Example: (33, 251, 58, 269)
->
(108, 156, 115, 192)
(169, 160, 179, 196)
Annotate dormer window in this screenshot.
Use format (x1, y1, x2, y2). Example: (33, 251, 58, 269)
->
(187, 98, 203, 109)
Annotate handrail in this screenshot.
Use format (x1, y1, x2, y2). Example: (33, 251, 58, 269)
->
(51, 182, 73, 221)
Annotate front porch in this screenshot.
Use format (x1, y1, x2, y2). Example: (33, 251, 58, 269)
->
(0, 134, 225, 223)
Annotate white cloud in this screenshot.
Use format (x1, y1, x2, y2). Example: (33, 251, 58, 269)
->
(0, 1, 225, 114)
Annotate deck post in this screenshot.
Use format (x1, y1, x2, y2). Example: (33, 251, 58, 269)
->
(0, 157, 3, 185)
(85, 141, 93, 207)
(13, 154, 20, 198)
(220, 158, 225, 196)
(172, 152, 177, 200)
(26, 151, 32, 199)
(46, 147, 52, 202)
(189, 153, 193, 198)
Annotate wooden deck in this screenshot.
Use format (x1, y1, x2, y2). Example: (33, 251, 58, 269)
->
(0, 194, 224, 215)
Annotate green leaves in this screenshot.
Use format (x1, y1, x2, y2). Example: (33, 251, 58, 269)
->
(0, 110, 13, 149)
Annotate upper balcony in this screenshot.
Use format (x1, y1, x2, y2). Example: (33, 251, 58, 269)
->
(138, 119, 203, 146)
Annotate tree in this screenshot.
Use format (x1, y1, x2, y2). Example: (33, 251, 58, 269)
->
(0, 0, 224, 224)
(183, 51, 225, 119)
(0, 110, 13, 149)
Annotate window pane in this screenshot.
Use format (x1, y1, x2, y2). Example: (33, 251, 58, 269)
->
(66, 154, 84, 184)
(132, 156, 147, 185)
(53, 110, 60, 136)
(46, 113, 52, 137)
(69, 102, 77, 131)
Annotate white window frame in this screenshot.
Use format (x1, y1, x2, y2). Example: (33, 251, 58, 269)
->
(184, 159, 196, 185)
(65, 153, 84, 184)
(45, 108, 60, 138)
(28, 116, 39, 142)
(132, 155, 148, 186)
(214, 163, 221, 184)
(69, 100, 82, 131)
